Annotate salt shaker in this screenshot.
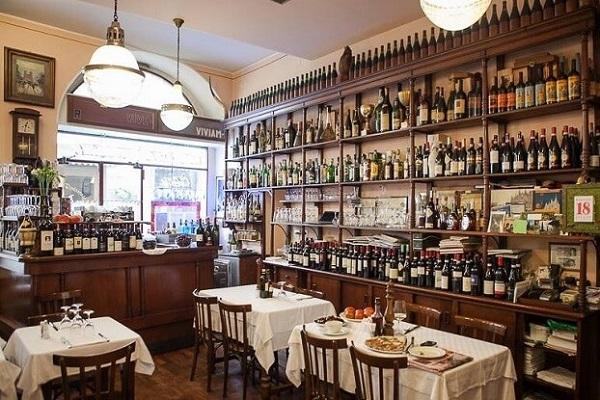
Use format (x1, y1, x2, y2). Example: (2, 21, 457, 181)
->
(40, 320, 50, 339)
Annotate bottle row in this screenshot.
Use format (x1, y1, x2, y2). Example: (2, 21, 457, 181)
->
(286, 240, 524, 300)
(228, 0, 591, 118)
(226, 124, 598, 190)
(225, 193, 263, 223)
(156, 218, 220, 248)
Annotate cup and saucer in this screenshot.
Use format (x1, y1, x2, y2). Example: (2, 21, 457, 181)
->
(321, 320, 350, 337)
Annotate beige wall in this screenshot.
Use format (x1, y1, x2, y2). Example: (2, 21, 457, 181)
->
(0, 13, 232, 164)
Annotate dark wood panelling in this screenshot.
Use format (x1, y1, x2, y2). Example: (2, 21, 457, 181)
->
(340, 281, 370, 309)
(275, 266, 299, 287)
(64, 268, 128, 318)
(307, 272, 340, 311)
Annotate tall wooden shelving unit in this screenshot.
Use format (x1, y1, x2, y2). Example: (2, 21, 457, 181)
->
(224, 6, 600, 398)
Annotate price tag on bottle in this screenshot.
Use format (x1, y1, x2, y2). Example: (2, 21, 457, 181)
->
(573, 195, 594, 223)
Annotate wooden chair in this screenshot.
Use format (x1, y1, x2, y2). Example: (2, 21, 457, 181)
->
(190, 291, 224, 392)
(52, 341, 136, 400)
(36, 289, 83, 314)
(218, 301, 256, 400)
(349, 344, 408, 400)
(300, 327, 348, 400)
(27, 312, 64, 326)
(404, 303, 442, 329)
(297, 287, 325, 299)
(454, 315, 507, 345)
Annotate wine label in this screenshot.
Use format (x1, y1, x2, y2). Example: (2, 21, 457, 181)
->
(515, 88, 525, 109)
(494, 281, 506, 294)
(545, 82, 557, 103)
(490, 150, 499, 164)
(417, 266, 425, 275)
(502, 161, 511, 172)
(107, 238, 115, 252)
(591, 155, 600, 168)
(568, 76, 580, 99)
(483, 280, 494, 295)
(419, 108, 428, 124)
(82, 237, 91, 251)
(454, 99, 466, 114)
(65, 238, 74, 252)
(114, 241, 122, 252)
(535, 84, 546, 106)
(497, 94, 507, 109)
(462, 277, 472, 292)
(53, 247, 64, 256)
(136, 241, 143, 250)
(40, 230, 53, 252)
(91, 237, 98, 250)
(411, 268, 418, 278)
(435, 164, 444, 177)
(441, 276, 449, 289)
(389, 268, 398, 280)
(506, 92, 516, 108)
(525, 87, 535, 107)
(380, 113, 390, 131)
(434, 270, 442, 288)
(557, 80, 568, 101)
(514, 160, 525, 171)
(488, 95, 498, 111)
(129, 236, 137, 249)
(74, 237, 82, 249)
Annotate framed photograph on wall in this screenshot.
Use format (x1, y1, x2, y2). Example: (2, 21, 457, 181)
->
(488, 211, 506, 233)
(4, 47, 55, 108)
(549, 242, 582, 271)
(533, 189, 562, 213)
(215, 176, 225, 218)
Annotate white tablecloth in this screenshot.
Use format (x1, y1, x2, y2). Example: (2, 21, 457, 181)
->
(0, 346, 20, 400)
(286, 321, 517, 400)
(3, 317, 155, 400)
(199, 284, 337, 370)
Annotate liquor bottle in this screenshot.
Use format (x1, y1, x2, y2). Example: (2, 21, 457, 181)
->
(494, 258, 507, 300)
(560, 125, 573, 168)
(531, 0, 543, 23)
(501, 134, 513, 173)
(506, 77, 516, 111)
(441, 257, 451, 291)
(420, 30, 428, 59)
(462, 258, 472, 295)
(454, 79, 467, 119)
(372, 298, 384, 336)
(38, 216, 54, 256)
(451, 257, 463, 293)
(64, 226, 74, 255)
(434, 255, 443, 289)
(527, 130, 539, 171)
(525, 69, 535, 108)
(489, 77, 499, 114)
(475, 137, 484, 174)
(428, 27, 436, 56)
(405, 36, 413, 63)
(53, 227, 64, 256)
(489, 4, 499, 37)
(538, 128, 550, 170)
(483, 260, 495, 297)
(521, 0, 532, 25)
(499, 1, 510, 34)
(535, 65, 546, 106)
(568, 55, 581, 100)
(543, 0, 555, 19)
(413, 32, 421, 61)
(392, 41, 398, 67)
(72, 224, 82, 254)
(546, 63, 557, 104)
(490, 135, 501, 173)
(470, 257, 482, 295)
(515, 72, 526, 109)
(419, 89, 430, 125)
(510, 0, 521, 30)
(82, 225, 91, 253)
(549, 127, 561, 169)
(557, 57, 568, 102)
(398, 39, 406, 65)
(380, 87, 392, 132)
(513, 132, 527, 172)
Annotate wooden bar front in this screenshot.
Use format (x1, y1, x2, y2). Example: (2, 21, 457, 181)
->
(0, 246, 217, 352)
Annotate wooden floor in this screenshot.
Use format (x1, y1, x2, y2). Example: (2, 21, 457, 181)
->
(136, 346, 303, 400)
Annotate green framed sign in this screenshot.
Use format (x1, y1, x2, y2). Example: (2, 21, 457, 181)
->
(563, 183, 600, 234)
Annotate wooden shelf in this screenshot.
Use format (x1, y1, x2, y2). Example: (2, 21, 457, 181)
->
(247, 151, 271, 159)
(412, 228, 487, 236)
(488, 100, 581, 123)
(523, 374, 575, 396)
(489, 168, 589, 180)
(340, 128, 410, 144)
(272, 146, 302, 155)
(413, 174, 484, 183)
(337, 225, 411, 233)
(488, 232, 594, 242)
(225, 156, 246, 162)
(414, 116, 482, 133)
(341, 178, 409, 186)
(303, 140, 339, 150)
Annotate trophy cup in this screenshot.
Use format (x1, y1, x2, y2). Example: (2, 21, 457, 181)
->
(359, 104, 374, 136)
(397, 89, 411, 128)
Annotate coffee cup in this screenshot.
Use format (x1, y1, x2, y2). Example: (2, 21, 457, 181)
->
(324, 320, 343, 335)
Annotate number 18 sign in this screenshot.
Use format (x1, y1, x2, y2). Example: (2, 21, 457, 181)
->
(574, 196, 594, 223)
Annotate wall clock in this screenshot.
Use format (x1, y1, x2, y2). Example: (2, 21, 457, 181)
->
(10, 107, 41, 162)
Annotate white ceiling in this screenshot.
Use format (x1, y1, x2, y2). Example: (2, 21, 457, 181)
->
(0, 0, 424, 73)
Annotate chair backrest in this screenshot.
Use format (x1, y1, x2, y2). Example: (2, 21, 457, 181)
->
(296, 287, 325, 299)
(404, 303, 442, 329)
(27, 312, 64, 326)
(218, 301, 252, 354)
(52, 341, 136, 400)
(350, 344, 408, 400)
(36, 289, 83, 314)
(300, 327, 348, 400)
(192, 290, 218, 342)
(454, 315, 507, 345)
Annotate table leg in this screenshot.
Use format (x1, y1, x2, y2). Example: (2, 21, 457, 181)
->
(259, 366, 271, 400)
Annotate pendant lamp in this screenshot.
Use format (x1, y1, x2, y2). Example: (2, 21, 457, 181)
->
(420, 0, 492, 31)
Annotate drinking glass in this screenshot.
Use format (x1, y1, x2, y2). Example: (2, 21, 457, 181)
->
(70, 303, 84, 329)
(59, 306, 73, 330)
(83, 310, 95, 333)
(393, 300, 407, 322)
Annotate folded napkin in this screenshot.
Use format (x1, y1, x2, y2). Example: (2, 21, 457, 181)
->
(408, 349, 473, 374)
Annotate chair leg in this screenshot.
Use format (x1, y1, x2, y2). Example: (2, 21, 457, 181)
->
(242, 356, 249, 400)
(206, 347, 214, 392)
(222, 348, 229, 398)
(190, 334, 201, 381)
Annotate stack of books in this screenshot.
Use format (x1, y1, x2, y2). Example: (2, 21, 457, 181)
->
(536, 366, 576, 390)
(523, 344, 545, 376)
(543, 328, 577, 356)
(438, 236, 481, 255)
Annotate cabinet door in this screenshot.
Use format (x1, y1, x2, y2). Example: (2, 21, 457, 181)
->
(340, 281, 371, 310)
(276, 266, 299, 288)
(308, 273, 340, 311)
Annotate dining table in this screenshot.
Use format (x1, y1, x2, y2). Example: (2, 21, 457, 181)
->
(198, 284, 337, 399)
(286, 320, 517, 400)
(3, 316, 155, 400)
(0, 342, 20, 400)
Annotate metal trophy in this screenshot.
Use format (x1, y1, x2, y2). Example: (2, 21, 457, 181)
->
(359, 104, 374, 136)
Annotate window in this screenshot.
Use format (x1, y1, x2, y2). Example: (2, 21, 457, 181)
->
(57, 130, 208, 231)
(73, 69, 195, 112)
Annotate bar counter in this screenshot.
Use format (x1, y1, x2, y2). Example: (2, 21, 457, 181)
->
(0, 246, 217, 352)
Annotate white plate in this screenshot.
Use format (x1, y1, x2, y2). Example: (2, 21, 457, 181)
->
(339, 312, 365, 323)
(142, 248, 168, 256)
(408, 346, 447, 359)
(322, 327, 351, 337)
(364, 336, 407, 354)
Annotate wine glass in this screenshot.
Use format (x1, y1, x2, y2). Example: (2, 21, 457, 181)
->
(70, 303, 84, 329)
(83, 310, 95, 333)
(59, 305, 72, 330)
(393, 300, 407, 323)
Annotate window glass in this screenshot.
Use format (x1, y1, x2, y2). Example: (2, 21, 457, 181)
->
(103, 164, 142, 220)
(73, 70, 193, 111)
(58, 163, 100, 211)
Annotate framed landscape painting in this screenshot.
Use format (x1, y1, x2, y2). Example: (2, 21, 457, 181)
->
(4, 47, 55, 108)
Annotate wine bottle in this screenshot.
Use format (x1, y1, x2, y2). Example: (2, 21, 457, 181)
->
(499, 1, 510, 34)
(471, 20, 480, 43)
(373, 48, 379, 73)
(521, 0, 532, 26)
(510, 0, 521, 30)
(385, 43, 392, 69)
(379, 45, 385, 71)
(501, 134, 513, 173)
(428, 27, 436, 56)
(498, 79, 507, 113)
(453, 30, 462, 48)
(413, 32, 421, 61)
(437, 28, 445, 53)
(419, 89, 430, 126)
(525, 69, 535, 108)
(405, 36, 413, 63)
(538, 128, 550, 170)
(38, 216, 54, 256)
(531, 0, 543, 23)
(489, 76, 499, 114)
(513, 132, 527, 172)
(543, 0, 555, 20)
(549, 127, 561, 169)
(535, 65, 547, 106)
(560, 125, 573, 168)
(568, 55, 581, 100)
(436, 87, 447, 123)
(420, 30, 428, 59)
(380, 87, 392, 132)
(554, 0, 566, 16)
(557, 57, 568, 102)
(398, 39, 406, 65)
(489, 4, 499, 36)
(515, 71, 526, 109)
(506, 76, 516, 111)
(392, 41, 398, 67)
(445, 29, 454, 51)
(527, 130, 539, 171)
(479, 10, 489, 40)
(454, 79, 467, 119)
(483, 260, 495, 297)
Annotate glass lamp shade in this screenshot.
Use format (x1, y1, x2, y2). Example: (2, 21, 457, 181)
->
(420, 0, 492, 31)
(160, 82, 194, 131)
(83, 44, 144, 108)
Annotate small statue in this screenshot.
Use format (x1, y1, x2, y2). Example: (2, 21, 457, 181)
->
(339, 46, 352, 82)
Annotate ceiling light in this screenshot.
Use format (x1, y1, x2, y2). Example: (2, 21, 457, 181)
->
(161, 18, 194, 132)
(420, 0, 492, 31)
(83, 0, 144, 108)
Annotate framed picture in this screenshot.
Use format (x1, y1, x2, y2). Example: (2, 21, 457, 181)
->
(460, 191, 483, 212)
(497, 68, 514, 86)
(4, 47, 55, 108)
(563, 183, 600, 234)
(533, 189, 562, 213)
(216, 176, 225, 218)
(549, 242, 582, 271)
(488, 211, 506, 233)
